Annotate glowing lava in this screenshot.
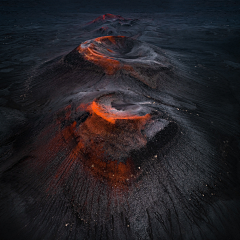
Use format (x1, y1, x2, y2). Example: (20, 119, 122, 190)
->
(88, 101, 150, 124)
(75, 35, 171, 88)
(77, 36, 132, 74)
(58, 99, 151, 187)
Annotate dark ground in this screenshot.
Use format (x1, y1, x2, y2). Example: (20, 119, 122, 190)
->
(0, 1, 240, 239)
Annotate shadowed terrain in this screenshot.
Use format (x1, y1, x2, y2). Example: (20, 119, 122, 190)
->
(0, 3, 240, 240)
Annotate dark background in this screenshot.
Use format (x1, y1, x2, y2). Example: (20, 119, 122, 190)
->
(1, 1, 240, 240)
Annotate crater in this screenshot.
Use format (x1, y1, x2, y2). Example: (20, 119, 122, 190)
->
(76, 36, 173, 88)
(63, 92, 179, 187)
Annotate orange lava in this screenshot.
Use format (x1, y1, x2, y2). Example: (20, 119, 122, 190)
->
(40, 100, 150, 189)
(72, 101, 150, 186)
(77, 41, 120, 74)
(95, 35, 125, 44)
(77, 36, 134, 75)
(77, 36, 153, 88)
(87, 101, 150, 124)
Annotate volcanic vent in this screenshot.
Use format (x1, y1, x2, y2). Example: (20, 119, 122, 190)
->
(64, 35, 173, 88)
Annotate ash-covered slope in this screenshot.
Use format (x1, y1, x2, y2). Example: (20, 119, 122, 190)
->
(80, 13, 141, 38)
(0, 13, 240, 240)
